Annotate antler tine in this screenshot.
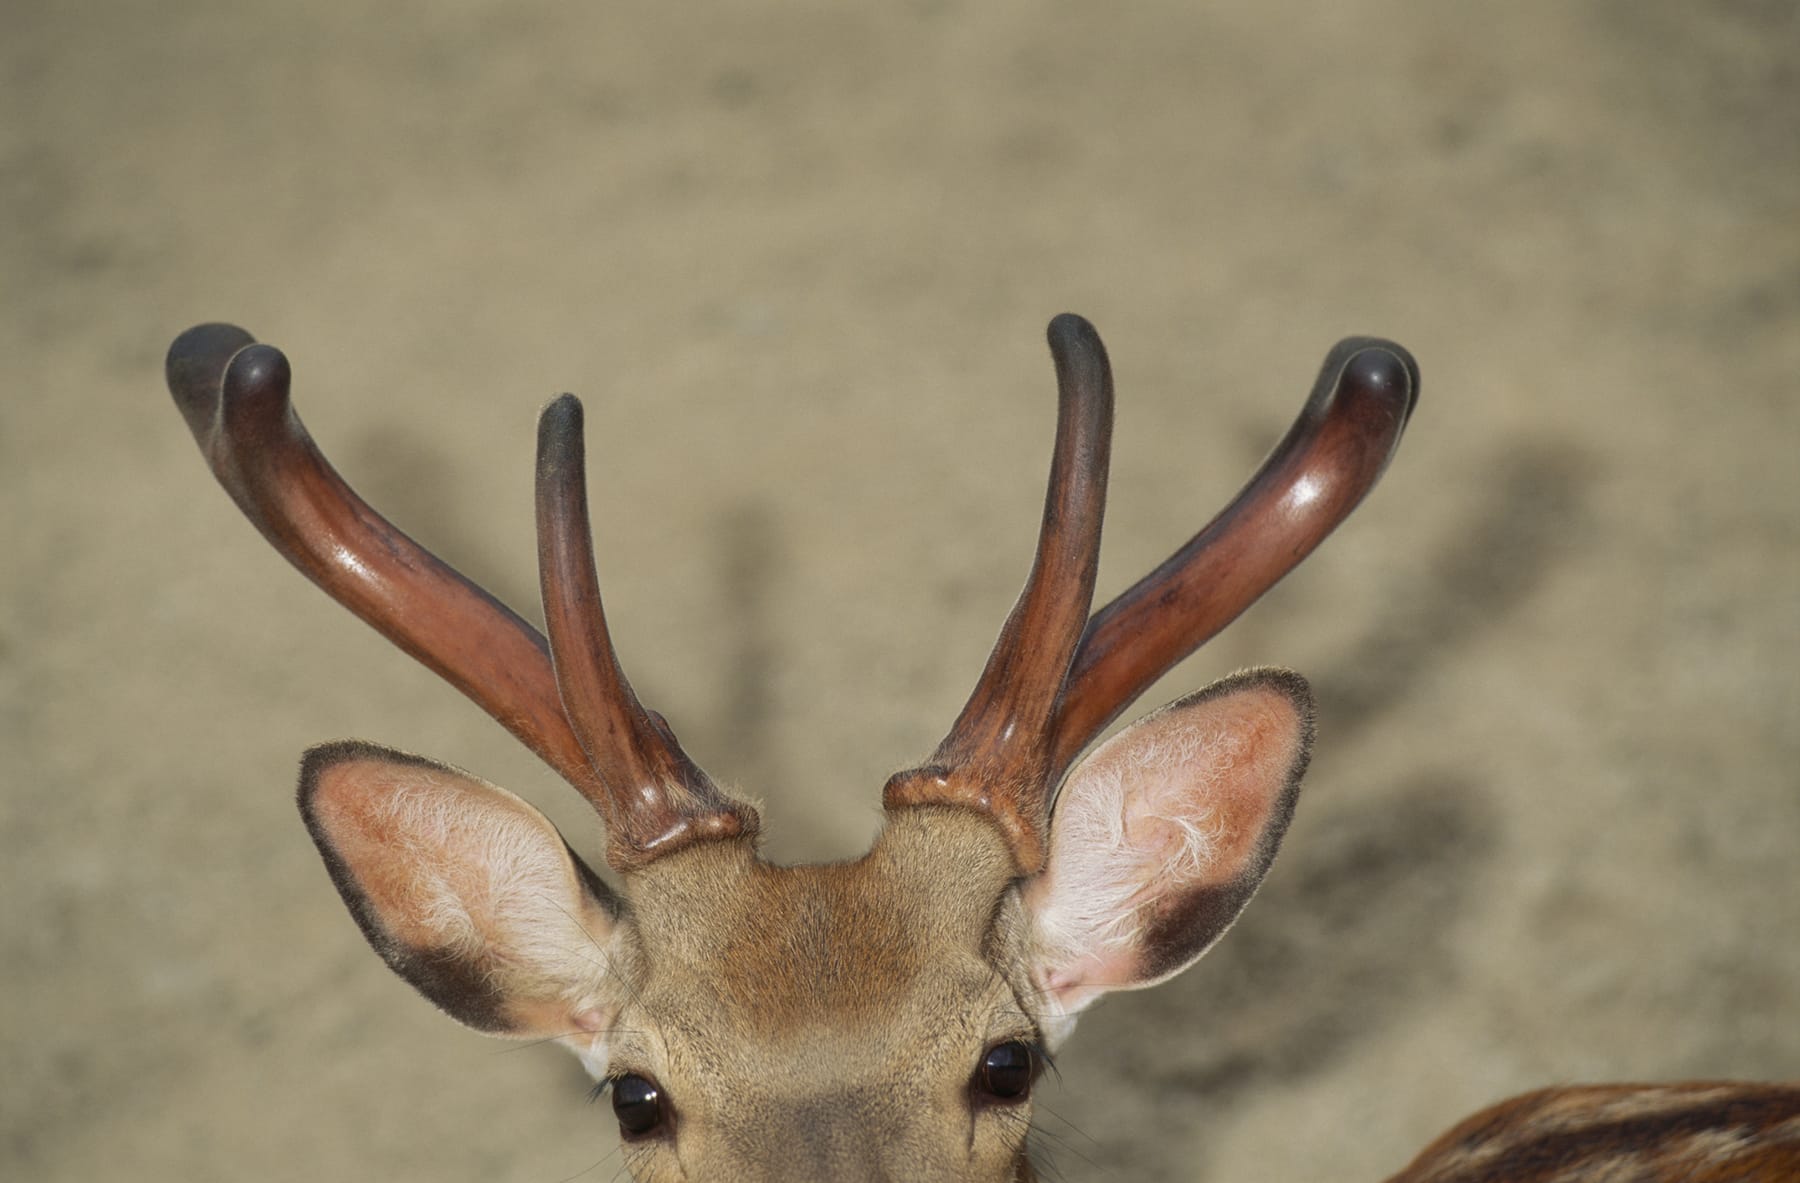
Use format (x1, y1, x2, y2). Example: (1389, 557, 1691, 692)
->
(885, 313, 1114, 875)
(163, 324, 601, 793)
(1047, 337, 1419, 777)
(535, 395, 759, 870)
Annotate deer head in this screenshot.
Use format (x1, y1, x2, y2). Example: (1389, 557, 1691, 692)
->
(165, 315, 1416, 1181)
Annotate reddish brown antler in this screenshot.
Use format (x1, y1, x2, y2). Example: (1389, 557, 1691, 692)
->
(164, 324, 757, 869)
(165, 324, 599, 793)
(169, 317, 1411, 881)
(886, 320, 1416, 875)
(1050, 337, 1417, 776)
(536, 394, 758, 868)
(884, 314, 1114, 873)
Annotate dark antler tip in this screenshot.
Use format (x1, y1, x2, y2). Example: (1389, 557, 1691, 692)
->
(222, 341, 292, 394)
(1045, 312, 1113, 396)
(166, 322, 256, 380)
(165, 323, 257, 433)
(543, 392, 583, 423)
(536, 394, 585, 465)
(1339, 341, 1420, 417)
(1047, 312, 1107, 361)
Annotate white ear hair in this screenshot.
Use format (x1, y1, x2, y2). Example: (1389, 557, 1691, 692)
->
(1032, 706, 1242, 960)
(1022, 669, 1313, 1037)
(300, 741, 626, 1045)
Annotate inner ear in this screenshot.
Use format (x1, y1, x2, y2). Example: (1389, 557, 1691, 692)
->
(299, 740, 625, 1041)
(1021, 668, 1314, 1020)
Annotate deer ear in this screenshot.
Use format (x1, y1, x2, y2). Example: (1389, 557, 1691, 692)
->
(298, 741, 626, 1052)
(1021, 669, 1313, 1035)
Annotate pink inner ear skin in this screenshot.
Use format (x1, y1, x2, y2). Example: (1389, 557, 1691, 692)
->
(300, 741, 628, 1039)
(1144, 683, 1303, 876)
(310, 751, 539, 954)
(308, 757, 439, 945)
(1025, 671, 1312, 1017)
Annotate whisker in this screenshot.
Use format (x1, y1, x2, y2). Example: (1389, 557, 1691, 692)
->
(546, 1138, 622, 1183)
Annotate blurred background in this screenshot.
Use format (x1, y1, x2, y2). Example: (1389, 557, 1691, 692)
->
(6, 1, 1796, 1179)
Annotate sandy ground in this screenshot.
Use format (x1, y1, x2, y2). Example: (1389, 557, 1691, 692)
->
(6, 2, 1797, 1180)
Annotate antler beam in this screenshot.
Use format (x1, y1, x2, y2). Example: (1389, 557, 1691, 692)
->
(884, 314, 1114, 873)
(535, 395, 758, 868)
(164, 324, 601, 794)
(165, 324, 760, 870)
(168, 317, 1414, 882)
(884, 320, 1416, 875)
(1049, 337, 1417, 776)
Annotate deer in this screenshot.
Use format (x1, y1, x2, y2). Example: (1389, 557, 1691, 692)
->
(164, 315, 1799, 1182)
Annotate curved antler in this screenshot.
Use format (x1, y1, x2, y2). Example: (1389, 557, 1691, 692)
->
(164, 324, 600, 794)
(886, 320, 1416, 876)
(168, 317, 1412, 883)
(884, 314, 1114, 873)
(536, 395, 759, 869)
(1048, 337, 1417, 776)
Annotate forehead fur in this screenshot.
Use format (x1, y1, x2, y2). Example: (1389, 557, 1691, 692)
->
(598, 809, 1042, 1181)
(621, 808, 1022, 1034)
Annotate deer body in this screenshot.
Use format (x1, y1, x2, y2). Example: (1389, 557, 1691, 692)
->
(165, 317, 1797, 1181)
(1384, 1083, 1800, 1182)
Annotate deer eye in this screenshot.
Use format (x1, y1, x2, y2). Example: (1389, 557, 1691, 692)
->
(972, 1039, 1035, 1103)
(610, 1073, 667, 1139)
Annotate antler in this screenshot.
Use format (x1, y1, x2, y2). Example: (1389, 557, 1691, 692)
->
(886, 318, 1417, 875)
(164, 324, 756, 869)
(883, 314, 1113, 873)
(1051, 335, 1418, 775)
(167, 317, 1411, 879)
(536, 395, 758, 868)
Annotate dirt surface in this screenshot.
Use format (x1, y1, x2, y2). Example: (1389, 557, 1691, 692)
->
(7, 2, 1797, 1180)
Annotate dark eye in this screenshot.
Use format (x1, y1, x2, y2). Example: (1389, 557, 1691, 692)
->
(972, 1040, 1035, 1103)
(610, 1073, 667, 1138)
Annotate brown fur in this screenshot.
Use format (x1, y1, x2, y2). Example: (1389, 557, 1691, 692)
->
(1386, 1083, 1800, 1182)
(296, 685, 1310, 1181)
(594, 811, 1046, 1181)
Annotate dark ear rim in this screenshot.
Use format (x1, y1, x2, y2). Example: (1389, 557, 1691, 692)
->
(296, 740, 618, 1035)
(1103, 667, 1315, 983)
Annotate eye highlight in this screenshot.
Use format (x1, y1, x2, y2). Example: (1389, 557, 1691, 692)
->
(972, 1039, 1036, 1103)
(608, 1072, 668, 1139)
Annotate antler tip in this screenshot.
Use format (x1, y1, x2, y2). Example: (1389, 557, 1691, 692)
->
(1336, 338, 1420, 419)
(1045, 313, 1113, 408)
(536, 393, 585, 474)
(1047, 312, 1109, 363)
(218, 342, 295, 428)
(165, 323, 256, 434)
(540, 391, 583, 423)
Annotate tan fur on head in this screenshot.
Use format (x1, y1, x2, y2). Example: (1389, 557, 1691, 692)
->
(296, 671, 1313, 1181)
